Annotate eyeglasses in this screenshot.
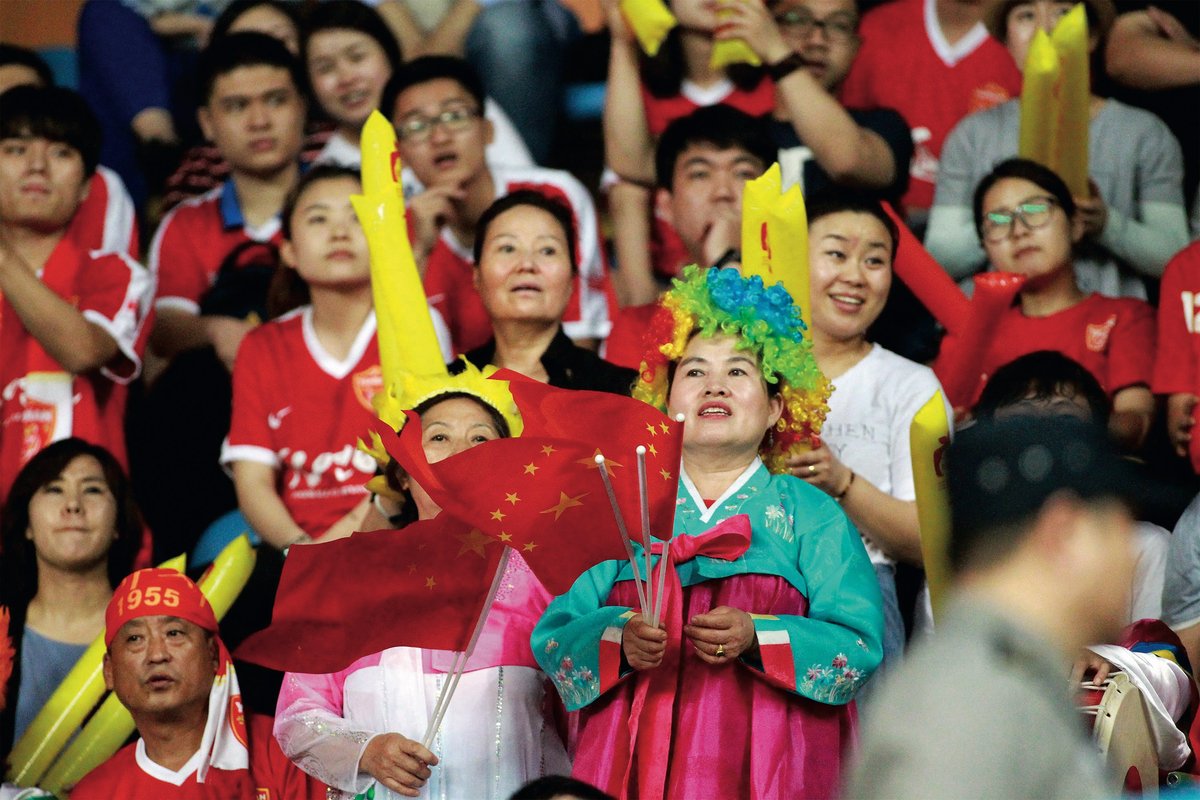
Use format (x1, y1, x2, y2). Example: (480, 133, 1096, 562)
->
(772, 9, 858, 43)
(980, 196, 1059, 243)
(396, 104, 480, 142)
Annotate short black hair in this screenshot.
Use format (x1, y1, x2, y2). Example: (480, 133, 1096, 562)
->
(655, 105, 775, 190)
(806, 191, 900, 258)
(510, 775, 615, 800)
(973, 350, 1110, 422)
(381, 55, 485, 119)
(197, 31, 305, 106)
(472, 189, 579, 274)
(972, 157, 1076, 237)
(211, 0, 300, 42)
(0, 43, 54, 88)
(0, 84, 101, 175)
(302, 0, 402, 75)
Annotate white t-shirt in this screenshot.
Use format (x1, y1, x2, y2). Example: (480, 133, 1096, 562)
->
(822, 344, 950, 567)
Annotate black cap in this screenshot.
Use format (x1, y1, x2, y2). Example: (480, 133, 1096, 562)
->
(947, 417, 1141, 564)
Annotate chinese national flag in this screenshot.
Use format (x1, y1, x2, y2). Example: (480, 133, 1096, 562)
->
(495, 370, 683, 544)
(234, 517, 503, 674)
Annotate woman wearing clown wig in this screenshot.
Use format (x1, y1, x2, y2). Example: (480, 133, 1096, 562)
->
(532, 266, 884, 799)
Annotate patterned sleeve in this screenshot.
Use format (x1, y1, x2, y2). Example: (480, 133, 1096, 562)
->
(273, 668, 380, 797)
(77, 251, 153, 383)
(743, 484, 885, 705)
(531, 560, 633, 711)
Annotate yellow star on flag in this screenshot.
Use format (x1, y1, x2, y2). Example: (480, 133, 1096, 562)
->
(523, 462, 540, 475)
(540, 444, 557, 457)
(505, 492, 521, 505)
(407, 564, 417, 574)
(490, 508, 506, 521)
(578, 449, 622, 470)
(499, 531, 513, 542)
(425, 576, 437, 589)
(659, 421, 670, 434)
(523, 541, 539, 553)
(647, 444, 658, 456)
(660, 468, 673, 480)
(645, 423, 658, 437)
(541, 491, 586, 520)
(455, 529, 492, 558)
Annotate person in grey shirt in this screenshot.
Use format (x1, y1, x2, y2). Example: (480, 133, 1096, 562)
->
(845, 416, 1146, 799)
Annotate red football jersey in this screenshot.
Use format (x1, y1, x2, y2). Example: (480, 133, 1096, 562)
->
(642, 76, 776, 137)
(1153, 241, 1200, 397)
(0, 237, 151, 495)
(223, 307, 382, 537)
(67, 166, 139, 258)
(70, 713, 325, 800)
(150, 181, 283, 314)
(422, 165, 616, 354)
(973, 294, 1156, 403)
(839, 0, 1021, 214)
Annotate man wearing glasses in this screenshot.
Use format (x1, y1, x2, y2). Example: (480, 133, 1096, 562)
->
(717, 0, 913, 205)
(384, 56, 614, 356)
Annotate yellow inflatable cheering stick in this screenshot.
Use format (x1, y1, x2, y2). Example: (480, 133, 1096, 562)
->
(910, 391, 952, 618)
(739, 163, 810, 327)
(711, 0, 761, 67)
(1019, 4, 1089, 197)
(619, 0, 678, 56)
(6, 553, 186, 787)
(37, 537, 257, 794)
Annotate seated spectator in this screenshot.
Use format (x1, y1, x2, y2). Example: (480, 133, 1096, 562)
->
(0, 439, 140, 756)
(373, 0, 574, 162)
(221, 166, 438, 549)
(0, 85, 151, 493)
(304, 1, 531, 172)
(926, 0, 1189, 300)
(720, 0, 912, 203)
(601, 0, 774, 303)
(68, 568, 325, 798)
(937, 158, 1155, 451)
(160, 0, 330, 211)
(388, 57, 614, 354)
(838, 0, 1022, 229)
(1153, 241, 1200, 466)
(785, 193, 949, 681)
(149, 32, 305, 371)
(846, 417, 1138, 799)
(453, 190, 635, 393)
(0, 44, 139, 258)
(973, 350, 1169, 623)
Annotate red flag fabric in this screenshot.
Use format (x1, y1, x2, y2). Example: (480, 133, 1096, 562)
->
(235, 517, 504, 674)
(380, 411, 655, 595)
(493, 370, 684, 544)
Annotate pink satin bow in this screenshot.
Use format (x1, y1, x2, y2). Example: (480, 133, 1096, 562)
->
(622, 514, 752, 799)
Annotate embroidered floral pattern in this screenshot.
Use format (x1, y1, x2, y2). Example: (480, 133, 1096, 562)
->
(544, 638, 559, 654)
(800, 653, 867, 704)
(764, 504, 793, 542)
(548, 653, 599, 707)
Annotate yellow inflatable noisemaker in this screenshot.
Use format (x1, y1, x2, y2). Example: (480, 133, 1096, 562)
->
(910, 391, 952, 618)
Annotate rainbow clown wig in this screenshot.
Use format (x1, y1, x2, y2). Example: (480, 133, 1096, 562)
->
(634, 265, 831, 473)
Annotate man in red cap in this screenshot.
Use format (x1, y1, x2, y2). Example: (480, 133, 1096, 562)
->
(70, 568, 324, 799)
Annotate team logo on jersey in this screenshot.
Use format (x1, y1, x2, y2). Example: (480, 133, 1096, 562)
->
(229, 693, 249, 748)
(1180, 291, 1200, 334)
(970, 82, 1012, 113)
(267, 406, 292, 430)
(353, 365, 384, 412)
(1085, 314, 1118, 352)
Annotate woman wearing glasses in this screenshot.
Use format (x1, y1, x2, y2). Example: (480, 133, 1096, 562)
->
(964, 158, 1155, 450)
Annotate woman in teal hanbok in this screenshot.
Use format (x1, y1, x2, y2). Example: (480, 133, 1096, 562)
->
(533, 266, 885, 799)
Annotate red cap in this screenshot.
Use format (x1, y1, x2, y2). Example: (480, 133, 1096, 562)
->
(105, 568, 218, 648)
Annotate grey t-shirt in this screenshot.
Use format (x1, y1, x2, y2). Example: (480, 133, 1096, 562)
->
(1163, 492, 1200, 630)
(13, 627, 89, 744)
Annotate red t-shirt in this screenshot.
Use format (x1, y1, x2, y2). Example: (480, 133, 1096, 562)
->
(422, 165, 616, 355)
(222, 307, 382, 537)
(150, 181, 283, 315)
(839, 0, 1020, 215)
(70, 713, 325, 800)
(0, 237, 151, 495)
(642, 76, 776, 137)
(68, 166, 139, 258)
(1153, 241, 1200, 397)
(973, 293, 1156, 401)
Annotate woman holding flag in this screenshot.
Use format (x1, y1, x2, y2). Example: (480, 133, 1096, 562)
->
(532, 266, 884, 798)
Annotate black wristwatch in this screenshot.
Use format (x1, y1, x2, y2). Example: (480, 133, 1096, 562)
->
(767, 52, 806, 82)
